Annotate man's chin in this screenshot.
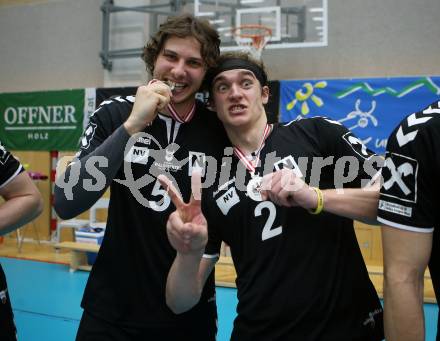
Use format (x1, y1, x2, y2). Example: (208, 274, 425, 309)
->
(171, 92, 195, 105)
(224, 116, 248, 127)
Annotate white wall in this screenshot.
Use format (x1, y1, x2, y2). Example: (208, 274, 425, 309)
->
(1, 0, 439, 93)
(0, 0, 104, 92)
(263, 0, 440, 80)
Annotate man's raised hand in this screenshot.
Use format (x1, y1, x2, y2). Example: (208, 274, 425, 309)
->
(157, 171, 208, 255)
(260, 168, 318, 209)
(124, 80, 172, 135)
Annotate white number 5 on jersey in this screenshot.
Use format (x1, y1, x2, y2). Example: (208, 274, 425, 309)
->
(149, 179, 171, 212)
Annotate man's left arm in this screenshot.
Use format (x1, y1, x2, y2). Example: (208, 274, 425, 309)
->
(0, 172, 44, 235)
(261, 164, 381, 225)
(319, 117, 382, 224)
(321, 177, 380, 224)
(381, 226, 431, 341)
(262, 118, 382, 224)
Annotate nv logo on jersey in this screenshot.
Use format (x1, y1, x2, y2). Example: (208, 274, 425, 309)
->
(381, 152, 418, 203)
(215, 186, 240, 215)
(273, 155, 303, 177)
(396, 113, 432, 147)
(124, 146, 150, 165)
(188, 151, 206, 176)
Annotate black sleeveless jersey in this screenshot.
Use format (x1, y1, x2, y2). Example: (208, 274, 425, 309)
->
(77, 96, 228, 328)
(204, 117, 384, 341)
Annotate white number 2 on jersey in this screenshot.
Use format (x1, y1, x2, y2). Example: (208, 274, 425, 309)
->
(255, 201, 282, 241)
(149, 179, 171, 212)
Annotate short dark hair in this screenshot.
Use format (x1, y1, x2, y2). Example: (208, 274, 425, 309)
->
(142, 14, 221, 75)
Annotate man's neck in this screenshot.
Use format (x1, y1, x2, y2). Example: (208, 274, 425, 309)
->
(226, 114, 268, 155)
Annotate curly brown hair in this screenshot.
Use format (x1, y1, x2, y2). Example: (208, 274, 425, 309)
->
(142, 14, 220, 75)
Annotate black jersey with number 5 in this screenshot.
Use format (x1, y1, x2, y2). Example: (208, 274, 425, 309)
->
(76, 96, 227, 328)
(204, 117, 384, 341)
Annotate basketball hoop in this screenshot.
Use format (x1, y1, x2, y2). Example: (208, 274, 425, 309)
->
(231, 24, 272, 60)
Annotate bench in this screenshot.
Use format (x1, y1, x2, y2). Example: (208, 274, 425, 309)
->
(54, 242, 100, 272)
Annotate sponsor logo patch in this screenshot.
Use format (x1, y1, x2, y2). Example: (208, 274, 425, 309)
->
(216, 186, 240, 215)
(124, 146, 150, 165)
(137, 136, 151, 145)
(378, 200, 413, 217)
(150, 143, 182, 172)
(188, 151, 206, 176)
(273, 155, 303, 177)
(381, 152, 418, 203)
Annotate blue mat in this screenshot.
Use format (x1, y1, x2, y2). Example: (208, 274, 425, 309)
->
(1, 257, 237, 341)
(1, 257, 438, 341)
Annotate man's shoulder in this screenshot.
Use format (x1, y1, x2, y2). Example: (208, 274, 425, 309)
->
(0, 140, 11, 166)
(275, 116, 347, 143)
(280, 115, 344, 130)
(0, 141, 22, 188)
(92, 95, 135, 122)
(387, 101, 440, 153)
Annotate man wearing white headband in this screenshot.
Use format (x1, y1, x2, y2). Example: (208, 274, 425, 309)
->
(164, 52, 385, 340)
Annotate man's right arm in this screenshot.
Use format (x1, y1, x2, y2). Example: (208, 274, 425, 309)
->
(381, 226, 432, 341)
(54, 83, 172, 219)
(54, 124, 131, 219)
(166, 254, 216, 314)
(0, 171, 43, 235)
(159, 172, 219, 314)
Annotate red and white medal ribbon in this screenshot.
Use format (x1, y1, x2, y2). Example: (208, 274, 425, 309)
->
(148, 79, 196, 123)
(167, 101, 195, 123)
(233, 123, 272, 174)
(234, 124, 272, 202)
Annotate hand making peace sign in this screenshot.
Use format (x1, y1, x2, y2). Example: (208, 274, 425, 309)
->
(158, 171, 208, 255)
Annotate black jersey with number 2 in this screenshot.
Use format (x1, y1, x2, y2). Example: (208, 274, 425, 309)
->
(204, 117, 384, 341)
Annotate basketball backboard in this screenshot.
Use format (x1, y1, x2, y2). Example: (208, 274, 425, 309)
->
(99, 0, 327, 70)
(192, 0, 327, 51)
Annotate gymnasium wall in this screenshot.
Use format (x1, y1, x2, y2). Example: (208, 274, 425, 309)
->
(0, 0, 439, 93)
(265, 0, 440, 80)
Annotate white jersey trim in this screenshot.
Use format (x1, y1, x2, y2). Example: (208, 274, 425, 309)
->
(377, 216, 434, 233)
(202, 253, 219, 260)
(0, 164, 23, 189)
